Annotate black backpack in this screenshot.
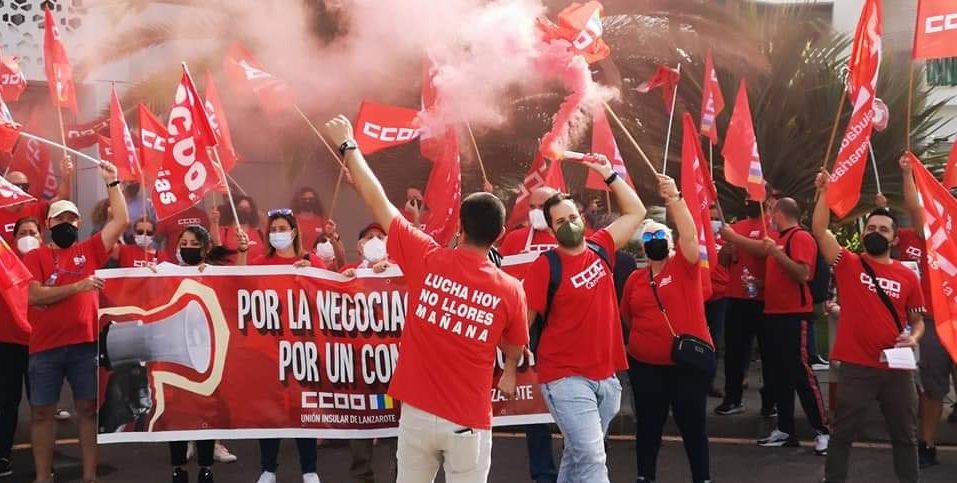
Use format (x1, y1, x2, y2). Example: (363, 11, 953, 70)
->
(783, 229, 832, 305)
(529, 241, 613, 353)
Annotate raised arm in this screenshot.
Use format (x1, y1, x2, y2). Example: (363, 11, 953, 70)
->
(53, 156, 74, 202)
(659, 175, 698, 264)
(582, 154, 646, 248)
(324, 116, 401, 233)
(99, 161, 130, 252)
(899, 154, 924, 236)
(812, 169, 842, 265)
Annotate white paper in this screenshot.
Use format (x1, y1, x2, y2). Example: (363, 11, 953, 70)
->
(881, 347, 917, 370)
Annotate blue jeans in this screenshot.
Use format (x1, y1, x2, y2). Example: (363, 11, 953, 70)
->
(27, 342, 97, 406)
(540, 376, 621, 483)
(525, 424, 557, 482)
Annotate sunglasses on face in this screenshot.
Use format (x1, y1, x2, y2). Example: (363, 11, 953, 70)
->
(641, 230, 668, 243)
(267, 208, 293, 217)
(135, 230, 154, 236)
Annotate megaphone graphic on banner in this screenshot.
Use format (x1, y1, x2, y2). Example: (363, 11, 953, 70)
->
(99, 300, 212, 373)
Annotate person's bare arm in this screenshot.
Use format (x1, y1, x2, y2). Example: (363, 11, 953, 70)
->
(899, 154, 924, 237)
(764, 238, 810, 283)
(52, 157, 74, 202)
(99, 162, 130, 252)
(660, 175, 698, 264)
(897, 312, 925, 347)
(496, 344, 523, 398)
(208, 206, 223, 246)
(28, 277, 102, 306)
(324, 116, 401, 233)
(583, 154, 646, 248)
(812, 169, 842, 265)
(719, 225, 770, 257)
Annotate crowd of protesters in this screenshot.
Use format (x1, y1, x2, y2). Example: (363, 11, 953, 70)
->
(0, 115, 954, 483)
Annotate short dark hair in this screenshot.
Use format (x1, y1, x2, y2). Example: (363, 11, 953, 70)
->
(13, 216, 40, 237)
(543, 193, 575, 228)
(460, 192, 505, 247)
(865, 207, 898, 234)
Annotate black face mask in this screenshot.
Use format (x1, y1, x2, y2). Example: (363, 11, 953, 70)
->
(50, 223, 78, 249)
(743, 201, 762, 219)
(644, 239, 670, 261)
(298, 199, 318, 213)
(862, 232, 890, 256)
(237, 209, 256, 226)
(179, 247, 204, 266)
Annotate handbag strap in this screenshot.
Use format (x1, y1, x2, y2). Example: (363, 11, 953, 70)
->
(859, 257, 904, 333)
(648, 268, 677, 337)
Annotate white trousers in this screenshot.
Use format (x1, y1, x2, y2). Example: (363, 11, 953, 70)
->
(395, 404, 492, 483)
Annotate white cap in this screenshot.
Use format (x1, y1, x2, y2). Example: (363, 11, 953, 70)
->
(48, 200, 80, 220)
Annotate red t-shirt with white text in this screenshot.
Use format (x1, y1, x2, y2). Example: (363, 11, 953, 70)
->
(498, 227, 558, 256)
(0, 200, 49, 246)
(24, 235, 110, 354)
(764, 228, 817, 315)
(895, 228, 931, 304)
(725, 217, 771, 300)
(621, 248, 712, 365)
(155, 207, 209, 258)
(830, 249, 925, 369)
(523, 229, 627, 383)
(117, 244, 161, 268)
(386, 217, 528, 429)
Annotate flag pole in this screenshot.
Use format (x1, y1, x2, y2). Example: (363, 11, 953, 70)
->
(758, 200, 768, 239)
(224, 171, 248, 196)
(821, 89, 848, 169)
(905, 66, 915, 152)
(18, 131, 100, 166)
(705, 140, 728, 224)
(602, 101, 657, 174)
(868, 141, 882, 194)
(52, 69, 70, 163)
(465, 122, 490, 186)
(661, 63, 682, 175)
(292, 104, 345, 169)
(206, 147, 243, 236)
(328, 167, 345, 219)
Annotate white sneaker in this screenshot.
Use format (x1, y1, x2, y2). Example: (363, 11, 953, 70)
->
(256, 471, 277, 483)
(815, 432, 830, 456)
(214, 442, 238, 463)
(302, 473, 321, 483)
(54, 409, 71, 421)
(757, 429, 798, 447)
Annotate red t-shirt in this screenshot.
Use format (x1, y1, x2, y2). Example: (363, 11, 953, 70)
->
(523, 229, 627, 384)
(24, 235, 110, 354)
(764, 228, 817, 315)
(830, 249, 925, 369)
(709, 238, 729, 301)
(219, 225, 265, 260)
(725, 217, 771, 300)
(117, 244, 161, 268)
(0, 200, 49, 246)
(498, 227, 558, 256)
(0, 247, 31, 345)
(155, 207, 209, 258)
(249, 252, 326, 268)
(386, 217, 528, 429)
(295, 214, 327, 252)
(621, 248, 712, 365)
(895, 228, 931, 304)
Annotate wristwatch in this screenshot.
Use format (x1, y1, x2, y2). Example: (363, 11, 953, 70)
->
(338, 139, 358, 157)
(604, 171, 619, 185)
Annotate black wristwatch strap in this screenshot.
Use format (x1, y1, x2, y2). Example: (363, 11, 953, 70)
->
(107, 180, 121, 188)
(339, 140, 357, 156)
(604, 172, 619, 185)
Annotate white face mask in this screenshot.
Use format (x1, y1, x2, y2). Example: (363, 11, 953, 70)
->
(269, 232, 294, 250)
(134, 234, 154, 248)
(16, 236, 40, 254)
(362, 237, 387, 263)
(528, 208, 548, 231)
(315, 240, 336, 260)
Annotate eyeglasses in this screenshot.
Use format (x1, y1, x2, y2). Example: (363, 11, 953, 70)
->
(267, 208, 293, 217)
(134, 230, 154, 236)
(641, 230, 668, 243)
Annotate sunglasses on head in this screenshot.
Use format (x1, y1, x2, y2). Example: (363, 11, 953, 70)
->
(267, 208, 293, 217)
(641, 230, 668, 243)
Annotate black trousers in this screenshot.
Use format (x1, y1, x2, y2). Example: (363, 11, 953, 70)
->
(629, 357, 711, 483)
(722, 299, 774, 407)
(169, 440, 214, 467)
(764, 313, 829, 435)
(260, 438, 317, 474)
(0, 343, 28, 461)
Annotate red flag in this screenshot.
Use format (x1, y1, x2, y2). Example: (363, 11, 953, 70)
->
(681, 113, 717, 300)
(722, 80, 765, 202)
(110, 86, 140, 181)
(97, 134, 113, 162)
(137, 103, 167, 186)
(42, 8, 77, 113)
(151, 70, 224, 221)
(586, 106, 634, 191)
(203, 73, 239, 172)
(700, 52, 725, 144)
(943, 140, 957, 189)
(0, 121, 20, 154)
(65, 116, 110, 149)
(0, 56, 27, 103)
(0, 236, 31, 336)
(827, 0, 882, 218)
(422, 129, 461, 246)
(354, 101, 422, 155)
(910, 153, 957, 361)
(0, 176, 35, 209)
(9, 110, 54, 200)
(419, 61, 444, 161)
(538, 1, 610, 64)
(506, 151, 567, 228)
(223, 43, 293, 115)
(636, 64, 680, 109)
(913, 0, 957, 60)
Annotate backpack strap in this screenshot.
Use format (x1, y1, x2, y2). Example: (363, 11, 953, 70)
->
(541, 250, 562, 325)
(781, 227, 808, 307)
(586, 240, 613, 271)
(859, 257, 904, 333)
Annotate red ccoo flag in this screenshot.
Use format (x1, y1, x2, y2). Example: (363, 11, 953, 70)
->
(0, 236, 31, 340)
(109, 86, 141, 181)
(0, 175, 35, 209)
(910, 152, 957, 361)
(507, 151, 566, 229)
(223, 43, 293, 116)
(0, 56, 27, 103)
(9, 109, 54, 200)
(137, 103, 167, 186)
(42, 8, 77, 113)
(681, 113, 717, 300)
(700, 52, 725, 144)
(422, 128, 461, 246)
(538, 1, 610, 64)
(636, 64, 680, 109)
(722, 80, 765, 202)
(913, 0, 957, 60)
(97, 134, 113, 162)
(827, 0, 882, 218)
(586, 105, 634, 191)
(203, 73, 239, 172)
(943, 139, 957, 189)
(354, 101, 422, 155)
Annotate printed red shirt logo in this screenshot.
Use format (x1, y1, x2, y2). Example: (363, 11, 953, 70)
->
(570, 259, 607, 289)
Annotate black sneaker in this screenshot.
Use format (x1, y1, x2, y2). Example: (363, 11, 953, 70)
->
(197, 467, 213, 483)
(714, 402, 745, 415)
(0, 458, 11, 477)
(172, 468, 188, 483)
(918, 442, 939, 468)
(760, 406, 778, 419)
